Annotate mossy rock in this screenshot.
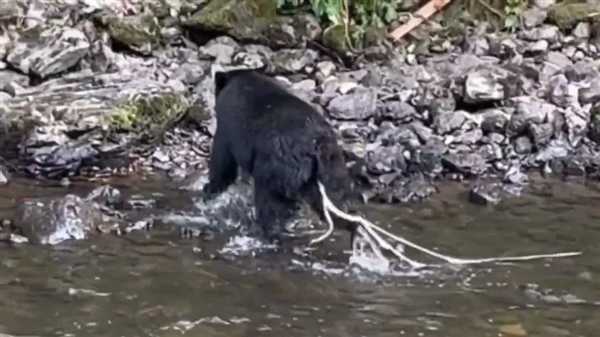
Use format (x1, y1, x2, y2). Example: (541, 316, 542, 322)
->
(322, 24, 352, 55)
(105, 14, 161, 55)
(547, 2, 600, 30)
(108, 93, 189, 143)
(183, 0, 276, 41)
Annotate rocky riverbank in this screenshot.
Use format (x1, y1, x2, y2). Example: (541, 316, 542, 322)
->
(1, 0, 600, 208)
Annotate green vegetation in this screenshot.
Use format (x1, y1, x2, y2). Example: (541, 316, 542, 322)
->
(108, 93, 189, 143)
(277, 0, 402, 50)
(504, 0, 526, 31)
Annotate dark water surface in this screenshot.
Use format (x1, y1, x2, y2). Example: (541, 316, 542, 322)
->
(1, 175, 599, 337)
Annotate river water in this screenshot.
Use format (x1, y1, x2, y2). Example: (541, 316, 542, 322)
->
(0, 175, 599, 337)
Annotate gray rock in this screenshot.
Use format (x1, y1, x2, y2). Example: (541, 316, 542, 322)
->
(409, 142, 445, 177)
(0, 70, 29, 93)
(379, 101, 418, 121)
(0, 164, 9, 185)
(443, 151, 488, 175)
(464, 66, 508, 103)
(526, 40, 549, 54)
(263, 14, 322, 48)
(433, 110, 470, 135)
(547, 74, 578, 108)
(366, 145, 407, 175)
(450, 128, 484, 146)
(529, 123, 555, 146)
(481, 109, 509, 134)
(316, 61, 336, 78)
(198, 36, 240, 64)
(412, 84, 456, 115)
(271, 48, 318, 73)
(86, 185, 123, 207)
(522, 7, 548, 28)
(470, 181, 503, 205)
(504, 164, 529, 185)
(573, 22, 591, 39)
(579, 79, 600, 105)
(6, 26, 90, 78)
(589, 105, 600, 143)
(408, 121, 435, 143)
(545, 51, 573, 70)
(519, 24, 560, 42)
(507, 97, 557, 136)
(462, 36, 490, 56)
(327, 87, 377, 120)
(15, 194, 105, 245)
(103, 14, 161, 55)
(533, 0, 556, 9)
(514, 136, 533, 154)
(532, 139, 570, 164)
(488, 38, 519, 58)
(562, 106, 590, 146)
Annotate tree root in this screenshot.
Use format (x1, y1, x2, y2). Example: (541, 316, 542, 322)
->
(311, 181, 582, 269)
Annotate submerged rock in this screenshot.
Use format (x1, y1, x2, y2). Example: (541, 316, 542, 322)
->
(15, 194, 106, 245)
(0, 163, 9, 185)
(470, 181, 503, 205)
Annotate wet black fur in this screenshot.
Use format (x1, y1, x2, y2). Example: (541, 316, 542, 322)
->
(203, 69, 356, 243)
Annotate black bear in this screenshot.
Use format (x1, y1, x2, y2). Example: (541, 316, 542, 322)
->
(202, 68, 356, 244)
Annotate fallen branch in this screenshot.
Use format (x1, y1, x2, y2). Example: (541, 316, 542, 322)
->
(312, 181, 582, 269)
(388, 0, 454, 42)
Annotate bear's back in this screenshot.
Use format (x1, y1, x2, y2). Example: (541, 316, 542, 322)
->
(215, 70, 329, 134)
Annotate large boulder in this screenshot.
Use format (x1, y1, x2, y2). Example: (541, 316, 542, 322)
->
(6, 25, 90, 79)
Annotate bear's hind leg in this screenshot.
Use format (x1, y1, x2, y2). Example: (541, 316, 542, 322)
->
(203, 131, 238, 199)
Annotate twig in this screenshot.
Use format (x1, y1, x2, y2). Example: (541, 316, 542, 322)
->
(313, 181, 582, 269)
(475, 0, 505, 19)
(388, 0, 454, 41)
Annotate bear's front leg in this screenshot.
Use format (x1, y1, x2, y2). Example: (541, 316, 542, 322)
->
(253, 185, 297, 244)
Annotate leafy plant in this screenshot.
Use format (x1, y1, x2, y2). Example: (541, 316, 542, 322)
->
(504, 0, 526, 31)
(277, 0, 403, 49)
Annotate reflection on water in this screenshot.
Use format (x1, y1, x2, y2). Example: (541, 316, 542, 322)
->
(0, 175, 599, 337)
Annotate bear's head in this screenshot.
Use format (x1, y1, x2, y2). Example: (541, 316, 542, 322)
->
(314, 136, 356, 209)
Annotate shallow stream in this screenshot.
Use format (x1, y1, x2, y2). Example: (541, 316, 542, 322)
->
(0, 175, 599, 337)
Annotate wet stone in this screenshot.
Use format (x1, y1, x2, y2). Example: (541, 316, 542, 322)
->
(86, 185, 123, 207)
(0, 164, 9, 185)
(470, 181, 503, 205)
(15, 194, 105, 245)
